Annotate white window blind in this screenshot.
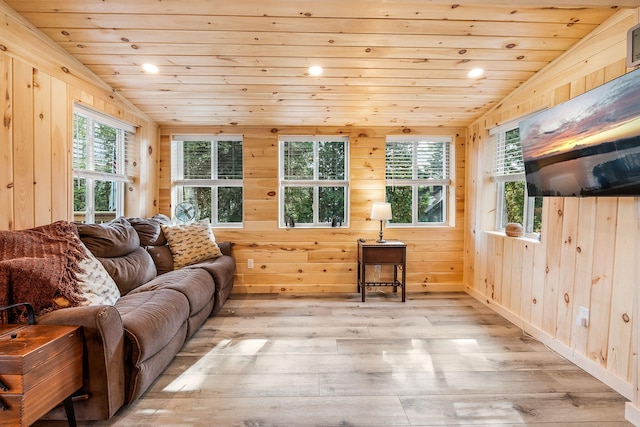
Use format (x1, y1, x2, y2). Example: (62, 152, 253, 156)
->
(280, 135, 348, 182)
(491, 120, 524, 182)
(73, 105, 135, 183)
(171, 134, 243, 184)
(386, 136, 451, 185)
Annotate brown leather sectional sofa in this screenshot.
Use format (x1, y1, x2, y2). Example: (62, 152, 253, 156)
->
(39, 216, 235, 420)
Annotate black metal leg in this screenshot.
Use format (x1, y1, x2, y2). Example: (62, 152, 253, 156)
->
(393, 265, 398, 293)
(63, 396, 77, 427)
(361, 264, 366, 302)
(401, 265, 406, 302)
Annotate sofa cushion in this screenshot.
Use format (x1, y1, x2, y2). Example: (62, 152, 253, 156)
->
(161, 222, 222, 269)
(115, 288, 189, 363)
(98, 247, 157, 295)
(127, 217, 176, 275)
(144, 245, 174, 275)
(76, 218, 139, 258)
(127, 216, 168, 246)
(130, 268, 215, 317)
(187, 255, 236, 294)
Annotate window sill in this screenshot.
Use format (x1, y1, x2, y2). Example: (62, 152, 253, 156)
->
(386, 223, 453, 229)
(209, 223, 243, 229)
(280, 224, 349, 229)
(484, 230, 541, 245)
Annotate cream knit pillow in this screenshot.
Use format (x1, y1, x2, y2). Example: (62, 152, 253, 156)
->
(161, 221, 222, 269)
(75, 241, 120, 305)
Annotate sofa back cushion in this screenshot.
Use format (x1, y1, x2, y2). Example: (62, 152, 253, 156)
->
(76, 218, 157, 295)
(127, 215, 170, 246)
(77, 217, 140, 257)
(127, 215, 174, 275)
(144, 246, 174, 276)
(98, 247, 157, 295)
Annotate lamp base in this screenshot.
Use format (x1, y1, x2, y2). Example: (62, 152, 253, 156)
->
(376, 220, 385, 243)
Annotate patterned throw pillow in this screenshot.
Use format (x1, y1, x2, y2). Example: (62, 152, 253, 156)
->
(161, 222, 223, 269)
(75, 241, 120, 305)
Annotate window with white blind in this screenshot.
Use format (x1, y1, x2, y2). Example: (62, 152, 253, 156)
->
(171, 135, 243, 226)
(385, 136, 452, 225)
(73, 105, 135, 224)
(491, 120, 542, 235)
(279, 135, 349, 228)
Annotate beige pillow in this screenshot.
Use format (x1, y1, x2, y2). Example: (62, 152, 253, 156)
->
(161, 222, 222, 269)
(75, 241, 120, 305)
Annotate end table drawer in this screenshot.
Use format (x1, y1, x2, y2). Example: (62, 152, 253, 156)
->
(0, 394, 24, 426)
(363, 246, 405, 264)
(0, 338, 83, 393)
(0, 374, 21, 394)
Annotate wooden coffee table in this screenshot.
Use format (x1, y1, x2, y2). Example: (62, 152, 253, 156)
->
(0, 324, 83, 426)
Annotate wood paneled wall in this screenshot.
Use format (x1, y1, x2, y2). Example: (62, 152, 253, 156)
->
(2, 0, 638, 420)
(0, 3, 159, 230)
(160, 125, 466, 294)
(464, 8, 640, 405)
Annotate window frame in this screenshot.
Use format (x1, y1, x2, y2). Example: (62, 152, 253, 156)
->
(491, 120, 542, 238)
(171, 134, 244, 227)
(385, 135, 454, 227)
(73, 105, 134, 224)
(278, 135, 350, 228)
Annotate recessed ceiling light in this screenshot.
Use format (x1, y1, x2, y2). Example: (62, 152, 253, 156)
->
(142, 63, 159, 73)
(308, 65, 323, 76)
(468, 68, 484, 78)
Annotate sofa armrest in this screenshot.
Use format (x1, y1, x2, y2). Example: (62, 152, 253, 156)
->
(38, 305, 125, 420)
(217, 241, 233, 257)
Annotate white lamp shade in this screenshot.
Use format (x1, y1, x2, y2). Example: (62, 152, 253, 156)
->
(370, 202, 392, 221)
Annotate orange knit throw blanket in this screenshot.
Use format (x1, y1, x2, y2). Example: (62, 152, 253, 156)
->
(0, 221, 88, 323)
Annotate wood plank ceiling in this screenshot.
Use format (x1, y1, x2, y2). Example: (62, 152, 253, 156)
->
(4, 0, 635, 128)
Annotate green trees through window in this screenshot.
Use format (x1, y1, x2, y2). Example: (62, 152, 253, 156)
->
(172, 136, 243, 225)
(385, 137, 451, 225)
(493, 125, 543, 235)
(280, 136, 348, 227)
(73, 108, 131, 224)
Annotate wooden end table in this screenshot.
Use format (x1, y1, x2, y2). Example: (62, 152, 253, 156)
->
(357, 239, 407, 302)
(0, 324, 83, 427)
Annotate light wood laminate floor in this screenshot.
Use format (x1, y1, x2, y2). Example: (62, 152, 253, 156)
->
(37, 292, 632, 426)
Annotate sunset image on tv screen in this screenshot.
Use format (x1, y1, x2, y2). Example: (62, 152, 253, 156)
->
(520, 68, 640, 197)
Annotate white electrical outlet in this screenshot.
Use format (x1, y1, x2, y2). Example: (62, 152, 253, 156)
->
(576, 306, 590, 327)
(248, 258, 254, 269)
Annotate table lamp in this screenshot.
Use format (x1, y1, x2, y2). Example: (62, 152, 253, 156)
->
(370, 202, 392, 243)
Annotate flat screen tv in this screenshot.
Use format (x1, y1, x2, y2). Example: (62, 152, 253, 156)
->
(520, 67, 640, 197)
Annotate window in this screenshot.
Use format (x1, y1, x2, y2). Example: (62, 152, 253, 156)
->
(279, 136, 349, 227)
(491, 121, 543, 236)
(73, 106, 134, 224)
(172, 135, 243, 226)
(385, 136, 452, 225)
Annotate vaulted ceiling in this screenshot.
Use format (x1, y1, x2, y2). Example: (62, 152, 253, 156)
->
(4, 0, 637, 128)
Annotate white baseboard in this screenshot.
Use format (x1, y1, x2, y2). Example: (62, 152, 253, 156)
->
(466, 287, 634, 401)
(626, 403, 640, 426)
